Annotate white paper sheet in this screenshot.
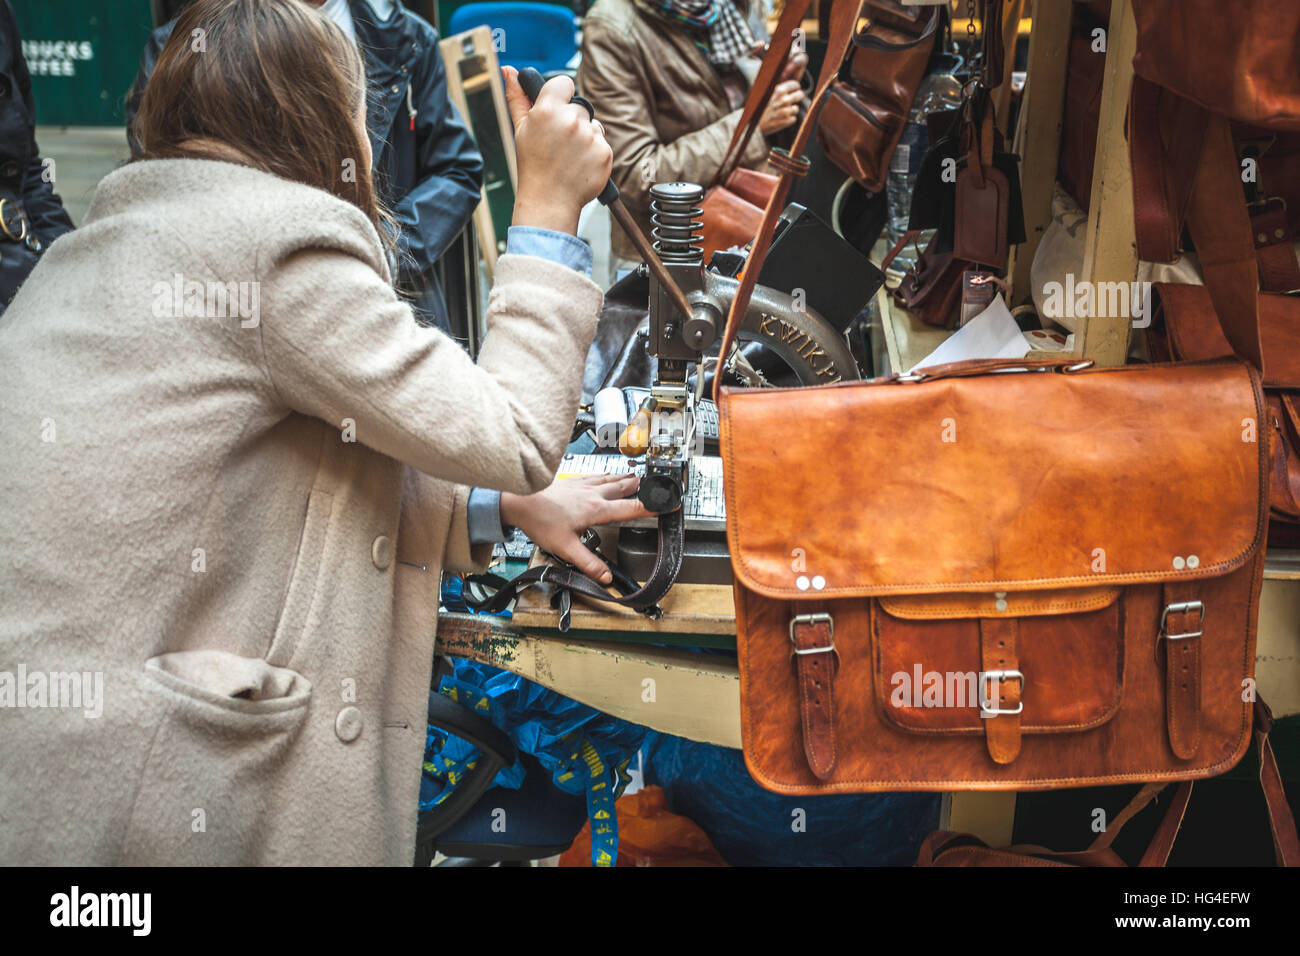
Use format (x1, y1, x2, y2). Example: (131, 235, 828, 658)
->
(910, 294, 1029, 372)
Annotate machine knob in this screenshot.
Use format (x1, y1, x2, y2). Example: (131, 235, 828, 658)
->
(638, 473, 682, 514)
(682, 304, 720, 350)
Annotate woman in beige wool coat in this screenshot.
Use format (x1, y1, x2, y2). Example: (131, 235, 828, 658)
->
(0, 0, 647, 864)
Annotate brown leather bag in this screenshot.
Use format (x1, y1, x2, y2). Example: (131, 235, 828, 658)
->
(918, 699, 1298, 866)
(1127, 5, 1300, 539)
(817, 1, 940, 192)
(719, 351, 1267, 792)
(880, 228, 967, 329)
(1131, 0, 1300, 130)
(699, 169, 779, 260)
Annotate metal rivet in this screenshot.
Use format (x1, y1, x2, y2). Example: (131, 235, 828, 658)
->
(1257, 233, 1268, 243)
(811, 575, 826, 590)
(1187, 554, 1200, 569)
(796, 575, 810, 591)
(1275, 228, 1287, 239)
(1173, 556, 1186, 570)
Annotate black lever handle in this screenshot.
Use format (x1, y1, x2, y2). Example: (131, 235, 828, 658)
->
(514, 67, 620, 207)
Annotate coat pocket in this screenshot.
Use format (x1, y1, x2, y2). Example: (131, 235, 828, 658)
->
(119, 651, 313, 864)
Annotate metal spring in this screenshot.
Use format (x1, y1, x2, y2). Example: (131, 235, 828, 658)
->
(649, 182, 704, 263)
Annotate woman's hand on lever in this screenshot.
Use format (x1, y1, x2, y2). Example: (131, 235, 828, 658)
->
(502, 65, 612, 237)
(500, 474, 651, 585)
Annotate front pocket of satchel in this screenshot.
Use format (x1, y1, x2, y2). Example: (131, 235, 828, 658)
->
(871, 588, 1125, 735)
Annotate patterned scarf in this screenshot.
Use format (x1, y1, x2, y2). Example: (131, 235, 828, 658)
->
(648, 0, 757, 67)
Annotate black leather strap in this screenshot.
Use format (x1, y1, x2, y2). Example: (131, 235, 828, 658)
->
(467, 509, 686, 628)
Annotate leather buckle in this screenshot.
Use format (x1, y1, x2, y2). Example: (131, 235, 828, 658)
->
(1160, 601, 1205, 641)
(789, 612, 834, 654)
(979, 669, 1024, 716)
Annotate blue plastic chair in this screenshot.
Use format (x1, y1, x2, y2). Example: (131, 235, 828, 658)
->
(446, 2, 580, 76)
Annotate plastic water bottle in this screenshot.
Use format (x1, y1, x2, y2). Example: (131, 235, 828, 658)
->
(885, 54, 963, 273)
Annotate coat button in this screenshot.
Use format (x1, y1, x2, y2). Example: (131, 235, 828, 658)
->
(371, 534, 393, 569)
(335, 706, 363, 743)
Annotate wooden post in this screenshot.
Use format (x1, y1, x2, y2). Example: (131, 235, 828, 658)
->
(1006, 0, 1071, 304)
(1076, 0, 1138, 366)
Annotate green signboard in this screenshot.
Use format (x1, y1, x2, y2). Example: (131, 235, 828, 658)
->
(11, 0, 155, 127)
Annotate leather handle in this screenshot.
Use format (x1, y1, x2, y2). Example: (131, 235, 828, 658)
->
(894, 356, 1094, 382)
(981, 0, 1005, 89)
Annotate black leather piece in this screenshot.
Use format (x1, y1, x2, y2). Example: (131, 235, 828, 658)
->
(907, 95, 1027, 252)
(581, 270, 656, 405)
(473, 509, 686, 622)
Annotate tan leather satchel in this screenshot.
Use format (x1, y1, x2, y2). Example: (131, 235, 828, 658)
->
(719, 352, 1267, 793)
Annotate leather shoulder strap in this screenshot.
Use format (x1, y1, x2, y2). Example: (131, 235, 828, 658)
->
(712, 0, 863, 401)
(1183, 107, 1267, 373)
(1129, 78, 1265, 374)
(716, 0, 817, 187)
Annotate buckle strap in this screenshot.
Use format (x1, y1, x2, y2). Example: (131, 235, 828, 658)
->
(979, 618, 1021, 764)
(790, 612, 837, 781)
(1161, 584, 1203, 760)
(1250, 201, 1300, 293)
(767, 147, 811, 178)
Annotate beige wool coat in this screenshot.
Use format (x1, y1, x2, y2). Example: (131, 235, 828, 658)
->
(0, 158, 602, 864)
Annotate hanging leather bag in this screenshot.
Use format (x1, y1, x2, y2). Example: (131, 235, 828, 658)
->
(879, 227, 967, 329)
(816, 0, 941, 192)
(1127, 0, 1300, 543)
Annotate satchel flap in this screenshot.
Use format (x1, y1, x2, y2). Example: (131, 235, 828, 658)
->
(720, 360, 1266, 598)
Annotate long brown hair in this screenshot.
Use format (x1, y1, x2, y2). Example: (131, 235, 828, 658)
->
(132, 0, 388, 238)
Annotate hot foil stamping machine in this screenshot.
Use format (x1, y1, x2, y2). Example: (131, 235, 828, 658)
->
(489, 70, 878, 622)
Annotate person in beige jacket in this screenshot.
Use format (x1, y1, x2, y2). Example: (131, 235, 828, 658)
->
(578, 0, 807, 266)
(0, 0, 642, 865)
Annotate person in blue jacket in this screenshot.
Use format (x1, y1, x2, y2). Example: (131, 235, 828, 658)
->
(126, 0, 484, 335)
(0, 0, 74, 312)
